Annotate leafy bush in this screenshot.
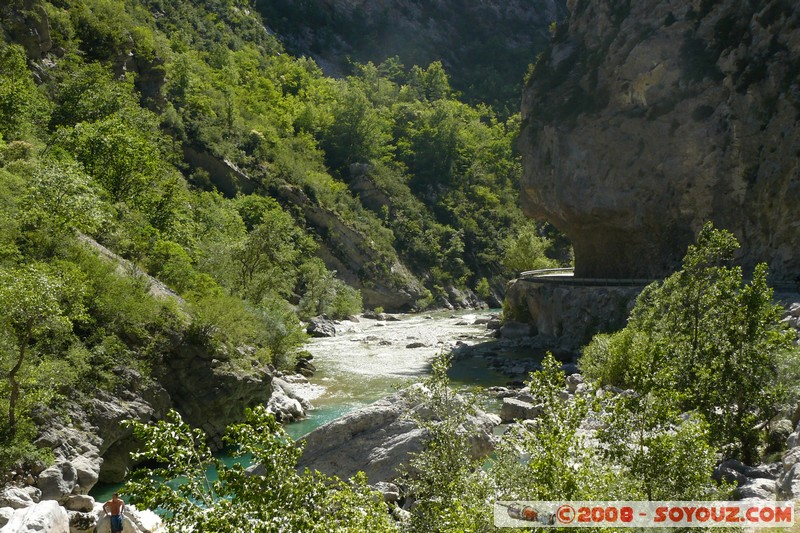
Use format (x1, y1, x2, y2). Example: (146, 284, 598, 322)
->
(297, 258, 362, 320)
(124, 407, 397, 532)
(493, 353, 608, 501)
(581, 223, 799, 462)
(401, 354, 495, 532)
(501, 221, 560, 274)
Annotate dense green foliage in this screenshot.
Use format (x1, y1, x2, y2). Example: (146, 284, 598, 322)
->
(120, 228, 777, 533)
(125, 352, 730, 532)
(0, 0, 567, 469)
(400, 356, 494, 532)
(125, 406, 396, 532)
(581, 223, 799, 462)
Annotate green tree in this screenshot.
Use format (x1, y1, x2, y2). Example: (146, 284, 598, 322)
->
(493, 353, 609, 502)
(234, 210, 309, 304)
(401, 353, 494, 532)
(297, 258, 362, 320)
(0, 44, 46, 139)
(48, 60, 139, 128)
(0, 264, 85, 438)
(581, 223, 798, 462)
(321, 83, 392, 173)
(501, 221, 559, 274)
(400, 99, 462, 188)
(598, 393, 723, 500)
(408, 61, 452, 101)
(125, 407, 397, 532)
(21, 158, 108, 234)
(61, 112, 164, 203)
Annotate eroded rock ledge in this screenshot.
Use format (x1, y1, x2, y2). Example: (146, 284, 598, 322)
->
(521, 0, 800, 281)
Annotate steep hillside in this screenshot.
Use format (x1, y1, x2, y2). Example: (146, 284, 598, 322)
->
(0, 0, 557, 314)
(0, 0, 575, 479)
(254, 0, 566, 113)
(520, 0, 800, 282)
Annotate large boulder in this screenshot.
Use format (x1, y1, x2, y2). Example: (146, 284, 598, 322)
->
(500, 398, 542, 423)
(499, 321, 535, 339)
(156, 342, 273, 451)
(295, 385, 500, 483)
(36, 462, 77, 504)
(734, 478, 776, 501)
(32, 404, 104, 495)
(768, 419, 795, 452)
(92, 502, 163, 533)
(1, 500, 69, 533)
(64, 495, 93, 513)
(306, 316, 336, 338)
(778, 462, 800, 500)
(520, 0, 800, 284)
(267, 377, 311, 422)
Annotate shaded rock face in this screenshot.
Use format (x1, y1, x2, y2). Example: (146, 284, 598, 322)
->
(504, 278, 642, 349)
(156, 340, 273, 450)
(520, 0, 800, 281)
(255, 0, 566, 107)
(272, 184, 427, 311)
(0, 0, 51, 59)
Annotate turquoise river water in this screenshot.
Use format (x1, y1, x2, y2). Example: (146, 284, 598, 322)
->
(91, 309, 535, 501)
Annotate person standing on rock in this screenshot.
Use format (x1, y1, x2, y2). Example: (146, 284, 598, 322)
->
(103, 493, 125, 533)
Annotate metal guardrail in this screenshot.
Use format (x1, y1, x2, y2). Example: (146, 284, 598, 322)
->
(517, 268, 653, 287)
(518, 267, 799, 292)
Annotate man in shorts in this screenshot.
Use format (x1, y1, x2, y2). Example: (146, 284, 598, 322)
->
(103, 492, 125, 533)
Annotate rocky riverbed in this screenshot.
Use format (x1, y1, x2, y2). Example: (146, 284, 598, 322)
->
(3, 301, 800, 532)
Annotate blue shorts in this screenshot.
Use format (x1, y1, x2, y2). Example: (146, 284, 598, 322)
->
(110, 515, 123, 532)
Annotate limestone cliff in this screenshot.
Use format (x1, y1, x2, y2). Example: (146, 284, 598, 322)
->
(0, 0, 51, 59)
(255, 0, 566, 107)
(520, 0, 800, 281)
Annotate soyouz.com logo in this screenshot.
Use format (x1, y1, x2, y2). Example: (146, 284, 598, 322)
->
(494, 501, 795, 528)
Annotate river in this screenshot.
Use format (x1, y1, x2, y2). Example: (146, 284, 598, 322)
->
(91, 309, 541, 501)
(284, 309, 512, 438)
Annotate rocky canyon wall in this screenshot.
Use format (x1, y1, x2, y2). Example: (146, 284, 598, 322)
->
(520, 0, 800, 281)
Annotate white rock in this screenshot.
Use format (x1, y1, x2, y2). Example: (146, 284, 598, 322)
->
(93, 505, 163, 533)
(566, 373, 584, 393)
(296, 385, 499, 483)
(1, 500, 69, 533)
(782, 447, 800, 470)
(500, 398, 542, 423)
(71, 455, 101, 494)
(36, 462, 77, 503)
(734, 478, 776, 501)
(778, 463, 800, 499)
(0, 486, 40, 509)
(64, 494, 94, 513)
(127, 507, 163, 533)
(267, 390, 304, 422)
(373, 482, 400, 503)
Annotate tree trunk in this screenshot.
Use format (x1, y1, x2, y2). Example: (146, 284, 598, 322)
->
(7, 321, 31, 438)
